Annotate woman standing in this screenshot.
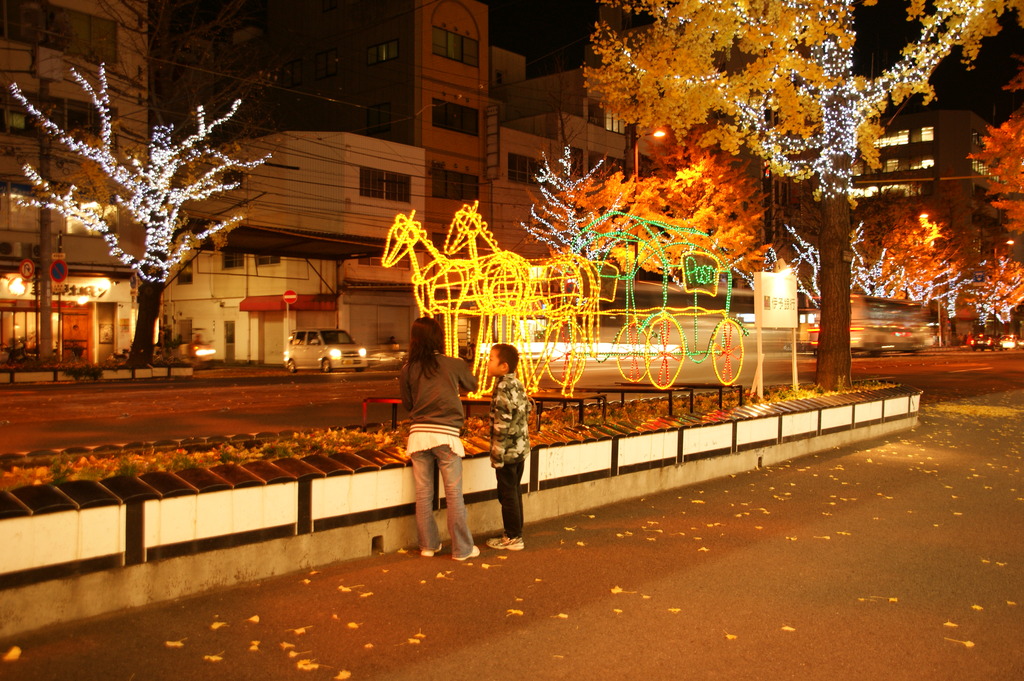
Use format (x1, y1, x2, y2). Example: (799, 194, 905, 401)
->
(400, 317, 480, 561)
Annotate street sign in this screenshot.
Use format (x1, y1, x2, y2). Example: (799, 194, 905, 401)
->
(19, 259, 35, 279)
(50, 259, 68, 284)
(283, 289, 298, 305)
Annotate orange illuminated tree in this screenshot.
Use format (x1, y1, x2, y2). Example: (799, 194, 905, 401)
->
(975, 58, 1024, 233)
(525, 130, 767, 279)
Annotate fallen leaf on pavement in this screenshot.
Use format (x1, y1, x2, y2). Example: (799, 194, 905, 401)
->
(164, 639, 186, 648)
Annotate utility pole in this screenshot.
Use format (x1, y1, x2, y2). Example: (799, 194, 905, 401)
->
(37, 76, 54, 360)
(24, 1, 59, 360)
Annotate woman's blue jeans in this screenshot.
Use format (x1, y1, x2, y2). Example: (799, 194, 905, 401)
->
(411, 445, 475, 558)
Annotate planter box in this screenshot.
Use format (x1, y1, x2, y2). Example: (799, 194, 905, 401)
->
(102, 369, 133, 380)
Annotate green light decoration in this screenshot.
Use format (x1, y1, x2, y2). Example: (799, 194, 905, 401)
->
(580, 212, 747, 390)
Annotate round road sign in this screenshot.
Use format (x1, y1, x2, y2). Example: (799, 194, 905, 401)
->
(50, 259, 68, 283)
(283, 289, 298, 305)
(19, 259, 35, 279)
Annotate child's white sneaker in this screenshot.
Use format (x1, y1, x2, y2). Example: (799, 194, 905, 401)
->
(486, 535, 525, 551)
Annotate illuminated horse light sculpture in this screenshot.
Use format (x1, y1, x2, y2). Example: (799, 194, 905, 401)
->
(381, 211, 483, 362)
(441, 202, 612, 397)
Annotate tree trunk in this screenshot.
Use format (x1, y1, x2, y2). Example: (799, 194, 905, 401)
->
(127, 280, 165, 367)
(815, 193, 852, 390)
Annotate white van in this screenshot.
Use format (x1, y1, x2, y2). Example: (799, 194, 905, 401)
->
(284, 329, 368, 373)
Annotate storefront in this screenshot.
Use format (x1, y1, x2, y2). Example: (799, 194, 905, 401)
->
(1, 273, 135, 362)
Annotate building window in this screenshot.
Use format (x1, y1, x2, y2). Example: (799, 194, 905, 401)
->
(508, 153, 540, 184)
(431, 27, 478, 66)
(972, 130, 984, 147)
(359, 167, 411, 202)
(256, 255, 281, 266)
(367, 39, 398, 65)
(65, 10, 117, 64)
(222, 252, 244, 270)
(178, 260, 193, 285)
(919, 126, 934, 142)
(366, 102, 391, 134)
(884, 158, 900, 173)
(281, 59, 302, 87)
(588, 103, 625, 134)
(432, 99, 478, 135)
(972, 159, 988, 176)
(432, 169, 478, 201)
(876, 129, 910, 148)
(314, 48, 337, 79)
(2, 183, 39, 232)
(909, 157, 935, 170)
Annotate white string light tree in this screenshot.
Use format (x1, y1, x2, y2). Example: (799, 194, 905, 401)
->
(524, 147, 622, 259)
(10, 64, 268, 367)
(589, 0, 1023, 389)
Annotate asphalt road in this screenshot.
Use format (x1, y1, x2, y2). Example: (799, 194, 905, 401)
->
(2, 386, 1022, 680)
(2, 349, 1023, 455)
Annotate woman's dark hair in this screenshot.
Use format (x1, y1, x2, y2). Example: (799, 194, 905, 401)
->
(407, 316, 445, 377)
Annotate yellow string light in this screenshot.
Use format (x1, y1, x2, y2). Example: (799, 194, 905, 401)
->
(383, 204, 746, 396)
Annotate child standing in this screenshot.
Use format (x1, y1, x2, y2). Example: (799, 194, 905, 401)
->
(400, 317, 480, 561)
(484, 343, 532, 551)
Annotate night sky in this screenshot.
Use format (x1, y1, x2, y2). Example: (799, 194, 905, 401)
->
(482, 0, 1023, 124)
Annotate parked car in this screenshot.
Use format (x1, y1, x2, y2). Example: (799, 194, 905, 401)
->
(966, 334, 996, 351)
(998, 334, 1020, 350)
(284, 329, 368, 373)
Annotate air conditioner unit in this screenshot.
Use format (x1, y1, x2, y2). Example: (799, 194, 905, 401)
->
(20, 243, 41, 259)
(0, 242, 12, 256)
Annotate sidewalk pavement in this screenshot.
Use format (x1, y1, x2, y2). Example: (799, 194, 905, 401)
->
(2, 389, 1022, 681)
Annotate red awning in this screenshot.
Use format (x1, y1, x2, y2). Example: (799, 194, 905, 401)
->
(239, 294, 336, 312)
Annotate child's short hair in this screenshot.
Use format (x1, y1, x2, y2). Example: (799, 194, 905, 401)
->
(491, 343, 520, 374)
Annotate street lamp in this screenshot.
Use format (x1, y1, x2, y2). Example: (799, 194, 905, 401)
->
(626, 125, 667, 178)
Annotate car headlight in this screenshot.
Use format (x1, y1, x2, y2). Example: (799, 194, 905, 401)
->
(329, 348, 342, 359)
(359, 347, 367, 357)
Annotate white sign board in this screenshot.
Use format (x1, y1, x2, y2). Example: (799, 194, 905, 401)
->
(752, 270, 799, 396)
(753, 272, 798, 329)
